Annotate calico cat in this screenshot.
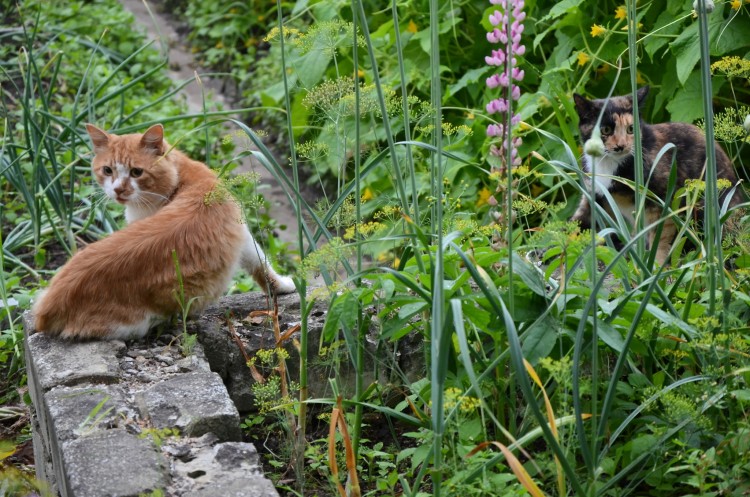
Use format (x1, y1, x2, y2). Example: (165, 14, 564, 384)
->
(572, 86, 743, 264)
(32, 124, 295, 340)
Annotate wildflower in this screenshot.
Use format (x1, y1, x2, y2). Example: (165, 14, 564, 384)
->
(407, 20, 418, 33)
(485, 0, 526, 167)
(577, 51, 590, 67)
(590, 24, 606, 37)
(615, 5, 627, 20)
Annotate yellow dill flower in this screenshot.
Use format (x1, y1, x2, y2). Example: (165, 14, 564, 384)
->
(407, 20, 419, 33)
(590, 24, 606, 37)
(636, 71, 647, 85)
(711, 56, 750, 78)
(615, 5, 627, 20)
(731, 0, 741, 8)
(577, 51, 590, 67)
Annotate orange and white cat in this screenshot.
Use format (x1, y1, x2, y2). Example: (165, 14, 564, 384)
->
(32, 124, 295, 340)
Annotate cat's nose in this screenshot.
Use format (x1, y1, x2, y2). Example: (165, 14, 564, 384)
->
(114, 185, 127, 195)
(613, 145, 624, 152)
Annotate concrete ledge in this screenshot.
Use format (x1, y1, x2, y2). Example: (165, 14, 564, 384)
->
(23, 294, 281, 497)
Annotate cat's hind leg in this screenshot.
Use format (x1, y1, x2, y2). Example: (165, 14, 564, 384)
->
(240, 227, 296, 295)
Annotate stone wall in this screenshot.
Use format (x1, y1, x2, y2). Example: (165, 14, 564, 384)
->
(23, 292, 307, 497)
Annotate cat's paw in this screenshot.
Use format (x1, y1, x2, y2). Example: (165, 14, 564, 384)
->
(272, 275, 297, 295)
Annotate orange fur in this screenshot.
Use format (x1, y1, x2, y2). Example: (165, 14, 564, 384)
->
(32, 124, 294, 340)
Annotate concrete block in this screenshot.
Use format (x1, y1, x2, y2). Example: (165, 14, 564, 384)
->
(25, 329, 125, 391)
(170, 437, 279, 497)
(46, 385, 133, 442)
(137, 372, 241, 441)
(61, 430, 168, 497)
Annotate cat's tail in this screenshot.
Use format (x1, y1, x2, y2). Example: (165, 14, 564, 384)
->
(239, 228, 296, 295)
(31, 289, 58, 334)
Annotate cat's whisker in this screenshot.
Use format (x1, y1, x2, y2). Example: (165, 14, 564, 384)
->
(139, 191, 171, 203)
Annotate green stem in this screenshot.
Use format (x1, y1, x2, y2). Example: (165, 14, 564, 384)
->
(275, 2, 306, 491)
(351, 1, 364, 462)
(429, 0, 445, 494)
(627, 0, 645, 263)
(697, 0, 722, 319)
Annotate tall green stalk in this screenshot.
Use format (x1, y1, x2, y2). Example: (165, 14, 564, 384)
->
(428, 0, 446, 495)
(351, 0, 365, 462)
(627, 0, 646, 263)
(696, 0, 723, 318)
(274, 1, 307, 490)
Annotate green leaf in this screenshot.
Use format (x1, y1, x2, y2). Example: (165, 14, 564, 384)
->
(670, 8, 735, 85)
(322, 291, 358, 341)
(645, 303, 697, 338)
(446, 66, 492, 99)
(666, 72, 705, 123)
(594, 319, 626, 354)
(295, 49, 331, 89)
(670, 21, 700, 85)
(645, 11, 684, 60)
(507, 252, 550, 297)
(731, 390, 750, 402)
(521, 316, 559, 363)
(540, 0, 586, 23)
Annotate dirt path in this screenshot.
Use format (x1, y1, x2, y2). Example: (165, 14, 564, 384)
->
(118, 0, 301, 249)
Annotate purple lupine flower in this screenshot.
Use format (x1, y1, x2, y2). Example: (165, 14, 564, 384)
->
(485, 0, 526, 171)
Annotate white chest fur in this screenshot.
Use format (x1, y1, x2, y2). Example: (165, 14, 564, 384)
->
(582, 153, 623, 195)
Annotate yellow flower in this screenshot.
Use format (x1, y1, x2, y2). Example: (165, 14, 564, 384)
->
(731, 0, 741, 8)
(590, 24, 606, 37)
(407, 20, 418, 33)
(636, 71, 647, 85)
(577, 51, 590, 67)
(476, 187, 493, 208)
(361, 187, 374, 202)
(615, 5, 627, 20)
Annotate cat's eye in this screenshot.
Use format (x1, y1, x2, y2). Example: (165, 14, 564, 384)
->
(600, 125, 612, 135)
(626, 124, 634, 134)
(102, 166, 113, 176)
(130, 168, 144, 178)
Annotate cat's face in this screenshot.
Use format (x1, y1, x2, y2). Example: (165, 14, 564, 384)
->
(86, 124, 179, 209)
(573, 86, 649, 160)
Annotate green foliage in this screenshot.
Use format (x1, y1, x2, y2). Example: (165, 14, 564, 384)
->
(138, 427, 180, 450)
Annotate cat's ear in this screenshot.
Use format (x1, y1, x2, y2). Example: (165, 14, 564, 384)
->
(85, 124, 110, 153)
(636, 86, 649, 107)
(140, 124, 165, 154)
(573, 94, 592, 116)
